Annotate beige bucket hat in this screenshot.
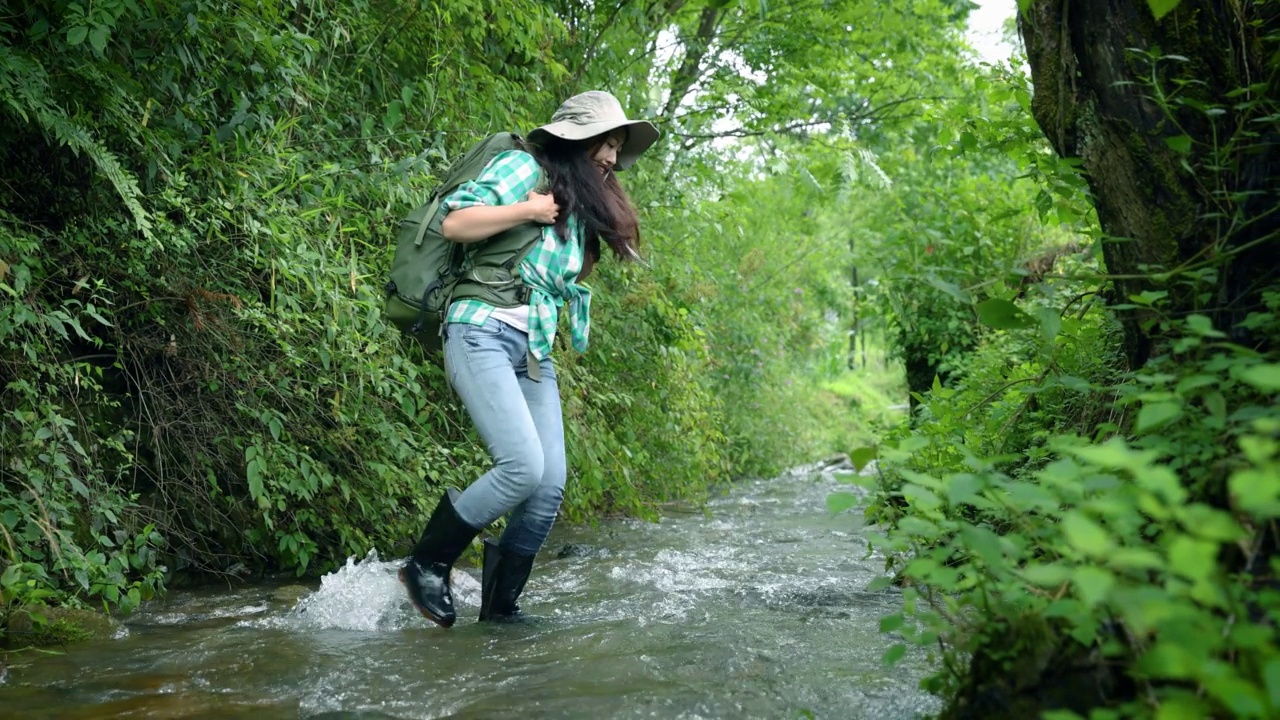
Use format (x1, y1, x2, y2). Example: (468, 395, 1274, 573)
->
(528, 91, 660, 171)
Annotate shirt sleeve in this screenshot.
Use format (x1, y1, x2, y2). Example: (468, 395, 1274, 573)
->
(442, 150, 542, 211)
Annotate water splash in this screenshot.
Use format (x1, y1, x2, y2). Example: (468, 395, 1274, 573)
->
(250, 549, 481, 632)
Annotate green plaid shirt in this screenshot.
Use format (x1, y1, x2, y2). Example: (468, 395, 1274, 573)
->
(442, 150, 591, 360)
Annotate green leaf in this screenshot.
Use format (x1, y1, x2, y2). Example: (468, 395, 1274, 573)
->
(1205, 675, 1268, 717)
(897, 516, 941, 540)
(902, 483, 942, 511)
(946, 473, 982, 505)
(923, 274, 972, 304)
(1056, 374, 1092, 392)
(1023, 562, 1071, 587)
(1184, 314, 1224, 337)
(881, 643, 906, 666)
(269, 417, 283, 442)
(960, 525, 1004, 569)
(1072, 566, 1115, 607)
(1062, 511, 1113, 557)
(1163, 134, 1192, 154)
(69, 474, 90, 498)
(67, 26, 88, 45)
(1204, 391, 1227, 421)
(247, 459, 265, 501)
(976, 298, 1035, 330)
(866, 576, 893, 592)
(1034, 306, 1061, 345)
(849, 446, 877, 472)
(1167, 536, 1217, 583)
(1147, 0, 1182, 21)
(827, 492, 858, 515)
(1016, 0, 1033, 13)
(89, 26, 109, 53)
(1263, 657, 1280, 708)
(1137, 400, 1182, 432)
(1107, 548, 1164, 571)
(1239, 363, 1280, 392)
(1070, 435, 1162, 474)
(1154, 695, 1211, 720)
(1174, 374, 1217, 394)
(1129, 290, 1168, 306)
(1135, 472, 1182, 509)
(1228, 467, 1280, 515)
(1139, 642, 1200, 679)
(1178, 504, 1243, 541)
(383, 100, 404, 132)
(879, 613, 904, 632)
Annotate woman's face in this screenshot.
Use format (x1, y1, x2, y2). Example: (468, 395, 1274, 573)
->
(590, 129, 627, 176)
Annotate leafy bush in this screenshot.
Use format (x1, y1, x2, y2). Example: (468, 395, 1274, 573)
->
(860, 296, 1280, 718)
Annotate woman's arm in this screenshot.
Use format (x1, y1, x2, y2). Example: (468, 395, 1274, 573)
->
(442, 191, 560, 244)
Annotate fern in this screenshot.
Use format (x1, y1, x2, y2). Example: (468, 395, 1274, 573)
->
(840, 147, 893, 192)
(0, 46, 153, 242)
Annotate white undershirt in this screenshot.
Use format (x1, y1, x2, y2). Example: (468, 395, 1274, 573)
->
(489, 304, 530, 333)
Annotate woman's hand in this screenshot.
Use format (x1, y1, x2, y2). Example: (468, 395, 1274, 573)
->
(524, 191, 560, 225)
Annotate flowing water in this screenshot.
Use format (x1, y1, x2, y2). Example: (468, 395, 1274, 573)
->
(0, 463, 940, 719)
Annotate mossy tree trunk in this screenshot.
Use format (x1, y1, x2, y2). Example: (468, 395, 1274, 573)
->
(1019, 1, 1279, 366)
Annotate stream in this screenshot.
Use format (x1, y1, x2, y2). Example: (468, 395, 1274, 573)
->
(0, 462, 939, 719)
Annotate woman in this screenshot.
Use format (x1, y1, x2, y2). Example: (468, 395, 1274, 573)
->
(399, 91, 659, 627)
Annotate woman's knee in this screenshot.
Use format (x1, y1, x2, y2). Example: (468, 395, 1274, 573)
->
(529, 479, 564, 509)
(493, 444, 545, 498)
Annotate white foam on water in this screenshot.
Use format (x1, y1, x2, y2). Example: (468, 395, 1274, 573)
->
(244, 549, 481, 632)
(598, 546, 759, 622)
(142, 603, 269, 626)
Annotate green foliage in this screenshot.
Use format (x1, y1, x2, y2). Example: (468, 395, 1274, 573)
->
(862, 283, 1279, 718)
(842, 58, 1096, 400)
(845, 10, 1280, 716)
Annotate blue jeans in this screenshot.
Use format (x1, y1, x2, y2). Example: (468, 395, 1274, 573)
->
(443, 318, 565, 557)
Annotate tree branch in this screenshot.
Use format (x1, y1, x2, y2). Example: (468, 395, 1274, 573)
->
(660, 6, 721, 119)
(668, 119, 831, 140)
(574, 0, 637, 81)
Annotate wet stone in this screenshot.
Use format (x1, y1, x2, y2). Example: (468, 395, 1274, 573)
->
(5, 606, 117, 645)
(270, 585, 312, 605)
(819, 453, 854, 470)
(555, 543, 602, 559)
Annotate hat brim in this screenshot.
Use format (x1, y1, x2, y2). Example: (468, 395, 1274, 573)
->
(528, 119, 659, 171)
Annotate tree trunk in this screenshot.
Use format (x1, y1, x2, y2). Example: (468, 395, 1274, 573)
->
(1019, 1, 1279, 366)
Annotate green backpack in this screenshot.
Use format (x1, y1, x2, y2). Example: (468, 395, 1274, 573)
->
(384, 132, 545, 356)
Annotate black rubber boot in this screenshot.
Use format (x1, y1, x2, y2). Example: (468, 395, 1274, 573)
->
(479, 539, 536, 623)
(399, 489, 480, 628)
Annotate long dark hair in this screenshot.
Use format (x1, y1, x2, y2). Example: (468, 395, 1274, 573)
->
(525, 133, 641, 263)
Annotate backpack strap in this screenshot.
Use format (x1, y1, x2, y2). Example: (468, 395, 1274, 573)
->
(521, 166, 553, 383)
